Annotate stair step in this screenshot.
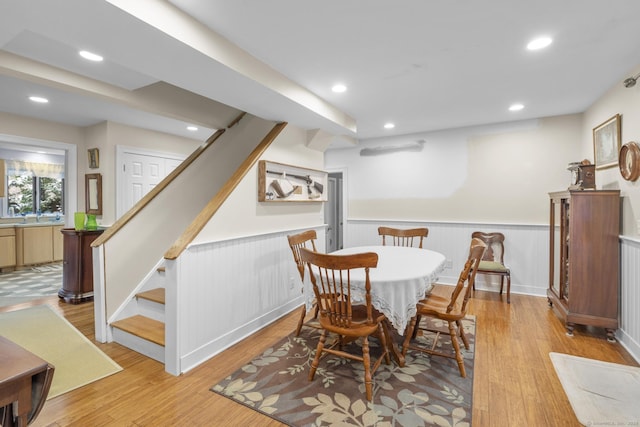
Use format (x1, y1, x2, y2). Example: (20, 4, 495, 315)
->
(137, 288, 165, 305)
(111, 315, 165, 346)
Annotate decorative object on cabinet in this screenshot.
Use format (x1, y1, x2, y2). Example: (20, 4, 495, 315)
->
(58, 228, 104, 304)
(85, 173, 102, 215)
(258, 160, 327, 202)
(86, 214, 98, 230)
(88, 147, 99, 169)
(547, 190, 620, 342)
(567, 159, 595, 190)
(74, 212, 86, 230)
(619, 141, 640, 182)
(593, 114, 621, 170)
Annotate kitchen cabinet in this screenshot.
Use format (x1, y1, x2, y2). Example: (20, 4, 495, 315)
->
(59, 228, 104, 303)
(547, 190, 620, 341)
(15, 224, 65, 267)
(0, 228, 16, 269)
(52, 225, 64, 261)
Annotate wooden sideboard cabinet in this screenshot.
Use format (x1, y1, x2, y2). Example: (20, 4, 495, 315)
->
(58, 228, 104, 304)
(547, 190, 620, 341)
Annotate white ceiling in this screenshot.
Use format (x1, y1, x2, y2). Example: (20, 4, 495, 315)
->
(1, 0, 640, 149)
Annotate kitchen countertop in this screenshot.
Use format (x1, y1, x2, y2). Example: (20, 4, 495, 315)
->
(0, 221, 66, 228)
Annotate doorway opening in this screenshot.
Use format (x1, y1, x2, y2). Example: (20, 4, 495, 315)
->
(324, 171, 344, 252)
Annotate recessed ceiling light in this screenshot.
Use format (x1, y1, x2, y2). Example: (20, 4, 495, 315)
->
(527, 37, 552, 51)
(29, 96, 49, 103)
(187, 126, 198, 131)
(79, 50, 104, 62)
(509, 103, 524, 111)
(384, 123, 395, 129)
(332, 84, 347, 93)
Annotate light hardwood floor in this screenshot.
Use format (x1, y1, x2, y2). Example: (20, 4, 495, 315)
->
(3, 287, 637, 427)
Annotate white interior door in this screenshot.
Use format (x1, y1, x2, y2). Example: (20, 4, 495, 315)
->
(325, 177, 338, 252)
(117, 147, 186, 218)
(324, 173, 343, 252)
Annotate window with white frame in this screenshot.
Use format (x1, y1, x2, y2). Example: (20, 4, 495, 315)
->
(5, 160, 64, 216)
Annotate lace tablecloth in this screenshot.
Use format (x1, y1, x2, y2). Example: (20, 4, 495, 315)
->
(304, 245, 446, 334)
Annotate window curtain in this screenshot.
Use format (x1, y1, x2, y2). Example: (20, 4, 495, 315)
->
(4, 159, 65, 179)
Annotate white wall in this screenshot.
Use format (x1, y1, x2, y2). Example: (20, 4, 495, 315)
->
(582, 64, 640, 236)
(86, 121, 201, 225)
(326, 114, 583, 224)
(196, 124, 326, 241)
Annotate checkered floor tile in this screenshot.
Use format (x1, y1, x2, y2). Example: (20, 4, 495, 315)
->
(0, 263, 62, 297)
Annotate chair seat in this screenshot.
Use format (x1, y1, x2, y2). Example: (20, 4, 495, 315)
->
(318, 306, 386, 337)
(417, 297, 464, 321)
(477, 260, 509, 273)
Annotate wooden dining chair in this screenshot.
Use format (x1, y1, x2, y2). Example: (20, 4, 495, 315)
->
(287, 230, 321, 336)
(299, 247, 391, 402)
(378, 226, 428, 248)
(471, 231, 511, 303)
(401, 238, 486, 377)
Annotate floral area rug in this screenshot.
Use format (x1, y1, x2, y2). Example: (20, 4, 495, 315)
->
(211, 316, 475, 426)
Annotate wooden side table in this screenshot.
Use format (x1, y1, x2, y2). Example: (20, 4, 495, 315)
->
(58, 228, 104, 304)
(0, 336, 54, 426)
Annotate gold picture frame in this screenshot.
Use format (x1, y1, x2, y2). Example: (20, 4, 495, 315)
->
(593, 114, 621, 170)
(88, 148, 100, 169)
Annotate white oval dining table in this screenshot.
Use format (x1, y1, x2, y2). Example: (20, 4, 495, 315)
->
(328, 245, 447, 335)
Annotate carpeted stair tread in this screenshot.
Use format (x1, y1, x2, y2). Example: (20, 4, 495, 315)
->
(136, 288, 165, 304)
(111, 315, 165, 346)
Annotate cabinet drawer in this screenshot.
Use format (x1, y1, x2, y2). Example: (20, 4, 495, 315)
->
(0, 228, 16, 237)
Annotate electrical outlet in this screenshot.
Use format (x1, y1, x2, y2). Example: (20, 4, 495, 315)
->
(289, 277, 295, 289)
(445, 259, 453, 269)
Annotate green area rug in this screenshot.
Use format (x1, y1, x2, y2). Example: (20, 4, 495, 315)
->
(0, 304, 122, 398)
(212, 316, 475, 426)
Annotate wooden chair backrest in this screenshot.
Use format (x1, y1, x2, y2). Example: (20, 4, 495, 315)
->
(378, 226, 429, 248)
(299, 247, 378, 328)
(471, 231, 505, 264)
(446, 238, 486, 314)
(287, 230, 317, 281)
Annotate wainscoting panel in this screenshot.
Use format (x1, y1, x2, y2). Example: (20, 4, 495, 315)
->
(171, 227, 325, 373)
(345, 220, 549, 297)
(346, 220, 639, 362)
(620, 237, 640, 361)
(162, 222, 639, 374)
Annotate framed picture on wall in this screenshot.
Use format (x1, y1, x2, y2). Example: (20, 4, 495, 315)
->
(258, 160, 328, 202)
(593, 114, 621, 170)
(88, 148, 100, 169)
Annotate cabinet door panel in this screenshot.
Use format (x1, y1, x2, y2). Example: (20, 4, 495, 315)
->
(52, 226, 64, 261)
(23, 227, 53, 265)
(0, 236, 16, 267)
